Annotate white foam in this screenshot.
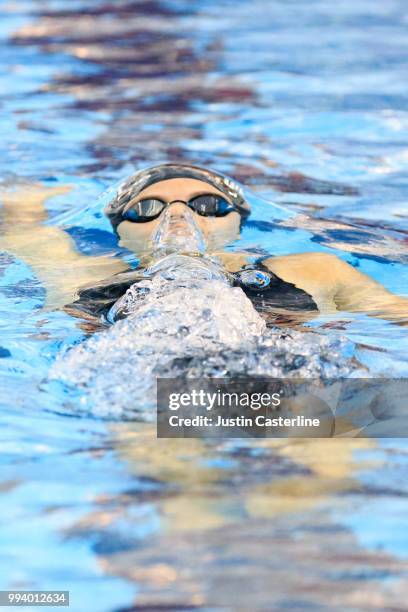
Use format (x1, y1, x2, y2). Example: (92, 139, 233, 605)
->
(50, 254, 352, 418)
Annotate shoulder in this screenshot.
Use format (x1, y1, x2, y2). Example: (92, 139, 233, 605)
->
(215, 251, 252, 272)
(261, 252, 346, 305)
(263, 252, 344, 281)
(264, 252, 341, 267)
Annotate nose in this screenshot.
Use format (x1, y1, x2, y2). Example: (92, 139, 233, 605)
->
(162, 201, 195, 229)
(151, 200, 206, 254)
(166, 200, 189, 214)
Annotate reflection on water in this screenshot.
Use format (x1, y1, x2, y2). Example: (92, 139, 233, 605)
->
(1, 0, 408, 610)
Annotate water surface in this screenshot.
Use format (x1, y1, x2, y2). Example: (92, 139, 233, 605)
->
(1, 1, 408, 609)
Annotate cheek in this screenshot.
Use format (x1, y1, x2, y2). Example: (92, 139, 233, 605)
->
(223, 212, 241, 236)
(117, 220, 159, 248)
(202, 212, 241, 238)
(193, 216, 210, 235)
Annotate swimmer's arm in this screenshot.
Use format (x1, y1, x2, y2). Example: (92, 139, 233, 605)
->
(264, 253, 408, 324)
(330, 256, 408, 324)
(0, 184, 127, 309)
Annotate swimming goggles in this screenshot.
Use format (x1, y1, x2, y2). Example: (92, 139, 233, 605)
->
(122, 194, 235, 223)
(105, 163, 250, 232)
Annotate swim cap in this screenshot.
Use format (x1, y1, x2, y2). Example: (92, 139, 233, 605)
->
(105, 163, 250, 232)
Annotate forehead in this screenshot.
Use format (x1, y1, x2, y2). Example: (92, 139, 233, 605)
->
(135, 177, 226, 200)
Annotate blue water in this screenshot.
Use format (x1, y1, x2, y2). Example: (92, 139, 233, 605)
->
(1, 0, 408, 609)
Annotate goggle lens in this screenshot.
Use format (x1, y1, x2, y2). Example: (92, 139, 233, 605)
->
(189, 194, 233, 217)
(123, 199, 166, 222)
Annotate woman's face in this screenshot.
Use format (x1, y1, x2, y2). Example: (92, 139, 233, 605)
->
(116, 177, 241, 254)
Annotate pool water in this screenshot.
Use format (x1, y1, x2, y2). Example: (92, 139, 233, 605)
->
(1, 1, 408, 610)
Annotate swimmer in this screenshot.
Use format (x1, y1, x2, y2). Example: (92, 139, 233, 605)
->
(74, 163, 408, 328)
(1, 163, 407, 328)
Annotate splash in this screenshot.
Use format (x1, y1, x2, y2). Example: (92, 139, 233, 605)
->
(149, 203, 207, 256)
(50, 253, 352, 419)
